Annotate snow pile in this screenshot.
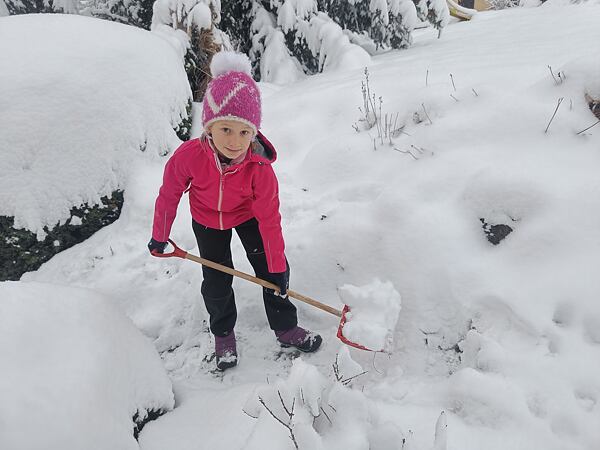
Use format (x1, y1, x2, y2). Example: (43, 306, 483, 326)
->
(243, 355, 404, 450)
(0, 281, 175, 450)
(338, 279, 402, 352)
(0, 14, 190, 237)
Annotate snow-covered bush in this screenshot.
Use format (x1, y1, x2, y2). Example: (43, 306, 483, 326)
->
(217, 0, 422, 82)
(0, 281, 175, 449)
(354, 68, 408, 150)
(151, 0, 229, 100)
(319, 0, 418, 50)
(1, 0, 79, 14)
(487, 0, 520, 9)
(413, 0, 449, 34)
(243, 352, 405, 450)
(0, 14, 190, 280)
(250, 4, 305, 82)
(84, 0, 155, 29)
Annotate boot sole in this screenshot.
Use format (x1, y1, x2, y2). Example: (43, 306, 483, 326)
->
(279, 335, 323, 353)
(216, 359, 237, 371)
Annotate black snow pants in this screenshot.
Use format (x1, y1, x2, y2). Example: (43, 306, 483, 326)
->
(192, 217, 297, 337)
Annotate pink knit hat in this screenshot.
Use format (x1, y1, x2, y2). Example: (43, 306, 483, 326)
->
(202, 51, 261, 135)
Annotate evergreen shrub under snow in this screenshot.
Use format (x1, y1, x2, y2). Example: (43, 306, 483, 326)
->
(0, 14, 190, 280)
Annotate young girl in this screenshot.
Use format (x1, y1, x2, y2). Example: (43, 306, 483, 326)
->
(148, 51, 322, 371)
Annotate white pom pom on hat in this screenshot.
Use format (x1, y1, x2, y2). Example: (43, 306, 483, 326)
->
(202, 51, 261, 133)
(210, 51, 252, 79)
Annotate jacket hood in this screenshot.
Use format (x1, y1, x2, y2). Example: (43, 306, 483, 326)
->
(249, 131, 277, 164)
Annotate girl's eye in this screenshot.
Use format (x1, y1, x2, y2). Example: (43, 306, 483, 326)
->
(221, 128, 230, 133)
(241, 130, 250, 136)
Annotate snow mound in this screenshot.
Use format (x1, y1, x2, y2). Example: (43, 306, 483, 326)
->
(338, 279, 402, 352)
(0, 14, 190, 237)
(0, 281, 175, 450)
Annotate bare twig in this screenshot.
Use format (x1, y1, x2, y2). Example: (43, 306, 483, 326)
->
(393, 147, 418, 160)
(258, 395, 299, 450)
(411, 144, 425, 154)
(278, 391, 293, 417)
(577, 119, 600, 135)
(545, 97, 564, 133)
(392, 112, 399, 136)
(378, 96, 384, 144)
(333, 354, 342, 382)
(320, 406, 333, 425)
(450, 94, 459, 102)
(342, 371, 369, 385)
(242, 408, 258, 419)
(450, 73, 456, 92)
(259, 397, 290, 428)
(371, 352, 384, 375)
(472, 88, 479, 97)
(548, 65, 560, 85)
(426, 69, 429, 87)
(421, 103, 433, 125)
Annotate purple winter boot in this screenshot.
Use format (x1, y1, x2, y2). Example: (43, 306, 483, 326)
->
(215, 331, 237, 371)
(276, 326, 322, 353)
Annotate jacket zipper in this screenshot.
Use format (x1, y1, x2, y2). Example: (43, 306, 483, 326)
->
(213, 152, 240, 230)
(218, 175, 224, 229)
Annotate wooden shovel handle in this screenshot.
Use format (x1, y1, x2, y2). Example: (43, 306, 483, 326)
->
(154, 240, 342, 318)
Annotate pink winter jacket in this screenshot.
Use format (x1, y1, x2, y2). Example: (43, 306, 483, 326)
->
(152, 132, 286, 273)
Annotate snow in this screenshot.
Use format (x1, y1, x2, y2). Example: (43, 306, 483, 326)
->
(4, 3, 600, 450)
(0, 281, 174, 450)
(0, 14, 189, 238)
(338, 279, 402, 351)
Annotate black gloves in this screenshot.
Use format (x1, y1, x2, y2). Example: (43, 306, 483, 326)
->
(271, 271, 289, 296)
(148, 238, 168, 255)
(270, 269, 289, 297)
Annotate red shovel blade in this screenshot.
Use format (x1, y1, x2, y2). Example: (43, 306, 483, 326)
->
(336, 305, 384, 352)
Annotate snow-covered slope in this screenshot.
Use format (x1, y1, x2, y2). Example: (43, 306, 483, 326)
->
(12, 2, 600, 450)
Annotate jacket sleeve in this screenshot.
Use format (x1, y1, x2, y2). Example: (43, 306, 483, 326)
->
(251, 164, 287, 273)
(152, 144, 192, 242)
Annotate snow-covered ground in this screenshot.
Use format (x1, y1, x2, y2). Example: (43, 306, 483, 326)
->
(4, 2, 600, 449)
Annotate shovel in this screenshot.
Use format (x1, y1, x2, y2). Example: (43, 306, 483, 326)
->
(151, 239, 380, 352)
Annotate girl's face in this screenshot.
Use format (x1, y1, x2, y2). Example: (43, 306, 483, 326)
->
(208, 120, 254, 159)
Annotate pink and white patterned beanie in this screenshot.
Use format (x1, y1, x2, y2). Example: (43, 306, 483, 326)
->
(202, 51, 261, 135)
